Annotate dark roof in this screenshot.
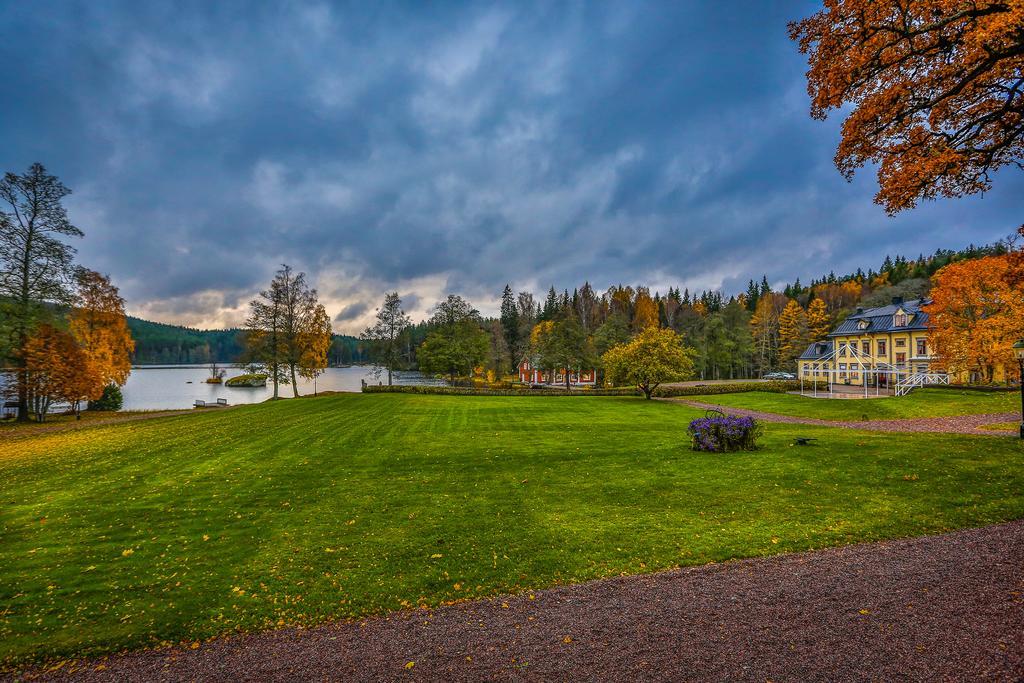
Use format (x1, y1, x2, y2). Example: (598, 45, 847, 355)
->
(798, 340, 833, 360)
(828, 298, 930, 337)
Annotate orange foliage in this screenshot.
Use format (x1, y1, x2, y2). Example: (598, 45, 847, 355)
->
(23, 324, 99, 417)
(778, 299, 809, 367)
(925, 254, 1024, 382)
(806, 298, 831, 341)
(811, 281, 862, 313)
(68, 270, 134, 397)
(790, 2, 1024, 213)
(632, 288, 659, 331)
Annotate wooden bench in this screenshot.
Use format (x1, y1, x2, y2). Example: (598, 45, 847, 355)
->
(216, 398, 228, 406)
(194, 400, 206, 408)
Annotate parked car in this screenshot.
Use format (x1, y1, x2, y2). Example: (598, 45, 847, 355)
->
(762, 372, 796, 380)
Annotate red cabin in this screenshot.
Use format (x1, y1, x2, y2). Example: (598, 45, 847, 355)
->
(517, 356, 597, 386)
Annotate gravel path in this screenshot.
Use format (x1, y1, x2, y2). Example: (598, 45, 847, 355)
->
(17, 521, 1024, 682)
(673, 399, 1020, 435)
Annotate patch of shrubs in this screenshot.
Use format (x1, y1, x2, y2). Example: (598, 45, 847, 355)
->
(87, 384, 123, 411)
(651, 381, 799, 398)
(925, 384, 1017, 393)
(687, 414, 763, 452)
(364, 380, 801, 398)
(362, 385, 641, 397)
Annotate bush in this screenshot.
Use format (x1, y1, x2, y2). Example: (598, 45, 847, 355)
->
(652, 381, 799, 398)
(362, 385, 640, 397)
(923, 384, 1017, 393)
(448, 378, 519, 390)
(87, 384, 123, 411)
(363, 381, 800, 398)
(687, 414, 762, 452)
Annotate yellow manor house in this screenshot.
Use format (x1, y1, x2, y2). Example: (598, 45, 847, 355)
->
(796, 297, 1004, 395)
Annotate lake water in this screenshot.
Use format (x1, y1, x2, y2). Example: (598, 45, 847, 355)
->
(121, 366, 442, 411)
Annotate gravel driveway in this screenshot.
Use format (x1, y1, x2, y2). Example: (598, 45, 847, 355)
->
(17, 521, 1024, 682)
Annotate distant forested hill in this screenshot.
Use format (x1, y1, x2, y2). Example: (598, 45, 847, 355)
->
(127, 317, 367, 365)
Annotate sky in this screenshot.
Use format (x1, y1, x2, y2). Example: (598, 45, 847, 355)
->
(1, 1, 1021, 333)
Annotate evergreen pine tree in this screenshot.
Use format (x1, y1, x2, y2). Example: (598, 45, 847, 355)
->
(499, 284, 519, 372)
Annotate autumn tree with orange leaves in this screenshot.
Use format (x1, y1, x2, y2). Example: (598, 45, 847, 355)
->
(22, 324, 98, 421)
(790, 1, 1024, 213)
(68, 269, 134, 399)
(632, 287, 660, 332)
(925, 252, 1024, 383)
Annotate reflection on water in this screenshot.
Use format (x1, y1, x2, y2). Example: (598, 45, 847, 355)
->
(119, 366, 441, 411)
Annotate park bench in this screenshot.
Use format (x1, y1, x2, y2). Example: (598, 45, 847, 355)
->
(194, 400, 206, 408)
(216, 398, 228, 406)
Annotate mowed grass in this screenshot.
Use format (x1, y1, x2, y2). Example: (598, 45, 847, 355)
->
(1, 394, 1023, 667)
(687, 388, 1018, 420)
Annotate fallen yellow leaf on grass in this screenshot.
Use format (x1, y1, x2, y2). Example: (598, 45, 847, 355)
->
(121, 549, 134, 557)
(430, 553, 443, 559)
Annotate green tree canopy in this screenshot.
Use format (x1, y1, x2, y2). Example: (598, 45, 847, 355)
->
(417, 295, 489, 382)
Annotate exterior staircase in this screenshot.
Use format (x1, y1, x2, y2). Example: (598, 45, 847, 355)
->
(894, 372, 950, 397)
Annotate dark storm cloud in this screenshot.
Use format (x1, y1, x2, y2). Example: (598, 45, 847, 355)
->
(1, 1, 1020, 331)
(335, 303, 369, 324)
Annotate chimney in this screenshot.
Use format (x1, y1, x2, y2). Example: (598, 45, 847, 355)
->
(855, 307, 864, 315)
(891, 296, 904, 306)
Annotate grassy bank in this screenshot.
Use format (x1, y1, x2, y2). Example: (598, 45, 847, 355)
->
(684, 388, 1018, 420)
(1, 393, 1022, 667)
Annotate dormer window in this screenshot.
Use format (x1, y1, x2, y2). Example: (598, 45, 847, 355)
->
(893, 309, 907, 327)
(857, 320, 869, 330)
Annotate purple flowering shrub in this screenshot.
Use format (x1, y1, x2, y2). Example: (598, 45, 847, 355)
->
(687, 415, 762, 452)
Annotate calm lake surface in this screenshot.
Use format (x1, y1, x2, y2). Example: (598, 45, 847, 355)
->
(121, 366, 441, 411)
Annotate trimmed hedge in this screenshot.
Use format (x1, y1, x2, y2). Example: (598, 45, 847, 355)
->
(362, 384, 641, 397)
(362, 380, 800, 398)
(921, 384, 1018, 393)
(651, 381, 800, 398)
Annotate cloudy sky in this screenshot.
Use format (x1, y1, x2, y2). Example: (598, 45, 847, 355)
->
(2, 1, 1021, 332)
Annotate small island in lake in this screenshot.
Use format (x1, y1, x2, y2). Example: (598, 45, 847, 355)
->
(225, 374, 268, 388)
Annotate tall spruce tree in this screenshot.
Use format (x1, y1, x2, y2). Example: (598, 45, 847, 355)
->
(499, 284, 519, 372)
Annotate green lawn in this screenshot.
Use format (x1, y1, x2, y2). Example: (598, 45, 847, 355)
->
(980, 422, 1020, 432)
(1, 394, 1022, 667)
(686, 388, 1019, 420)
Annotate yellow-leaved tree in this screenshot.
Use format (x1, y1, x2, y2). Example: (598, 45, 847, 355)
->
(632, 287, 659, 332)
(298, 303, 333, 388)
(805, 297, 831, 342)
(777, 299, 809, 369)
(602, 326, 695, 399)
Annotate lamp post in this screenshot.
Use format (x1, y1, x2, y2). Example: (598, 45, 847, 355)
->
(1014, 340, 1024, 440)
